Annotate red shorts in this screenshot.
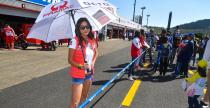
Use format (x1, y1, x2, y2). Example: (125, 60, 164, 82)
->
(6, 36, 14, 43)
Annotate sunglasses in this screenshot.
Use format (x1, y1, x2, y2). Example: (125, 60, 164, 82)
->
(79, 26, 90, 30)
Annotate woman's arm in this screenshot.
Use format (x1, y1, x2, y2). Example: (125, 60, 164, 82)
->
(11, 28, 17, 36)
(92, 47, 98, 67)
(68, 48, 84, 69)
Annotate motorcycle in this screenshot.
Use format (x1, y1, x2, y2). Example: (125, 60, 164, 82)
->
(41, 41, 56, 51)
(15, 33, 28, 50)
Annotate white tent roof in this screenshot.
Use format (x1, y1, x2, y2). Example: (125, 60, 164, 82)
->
(108, 15, 142, 31)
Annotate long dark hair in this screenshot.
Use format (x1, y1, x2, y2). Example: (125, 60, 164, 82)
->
(133, 31, 140, 38)
(140, 29, 145, 36)
(75, 18, 94, 46)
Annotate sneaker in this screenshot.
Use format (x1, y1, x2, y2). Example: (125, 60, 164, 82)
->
(132, 75, 139, 79)
(201, 100, 209, 107)
(136, 66, 141, 70)
(202, 105, 209, 108)
(175, 75, 180, 79)
(134, 68, 137, 72)
(128, 76, 134, 81)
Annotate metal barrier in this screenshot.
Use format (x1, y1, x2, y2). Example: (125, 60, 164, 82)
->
(79, 49, 148, 108)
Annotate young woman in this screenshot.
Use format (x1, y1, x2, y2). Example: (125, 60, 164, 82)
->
(68, 18, 98, 108)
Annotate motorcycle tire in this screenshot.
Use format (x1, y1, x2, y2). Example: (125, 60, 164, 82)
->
(50, 43, 56, 51)
(51, 46, 56, 51)
(21, 43, 28, 50)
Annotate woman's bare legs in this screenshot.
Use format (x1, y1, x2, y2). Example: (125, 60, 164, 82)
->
(70, 83, 83, 108)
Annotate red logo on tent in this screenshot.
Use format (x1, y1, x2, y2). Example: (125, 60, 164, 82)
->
(51, 1, 68, 12)
(43, 1, 72, 17)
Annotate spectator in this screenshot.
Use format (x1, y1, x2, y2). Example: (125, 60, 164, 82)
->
(185, 59, 208, 108)
(158, 29, 170, 76)
(140, 29, 147, 63)
(3, 24, 16, 50)
(128, 31, 133, 41)
(191, 36, 198, 67)
(145, 29, 156, 63)
(199, 36, 209, 60)
(173, 26, 181, 36)
(171, 28, 182, 63)
(158, 29, 167, 45)
(129, 31, 141, 80)
(99, 32, 105, 42)
(58, 39, 63, 46)
(0, 23, 5, 48)
(68, 18, 98, 108)
(174, 34, 188, 77)
(203, 39, 210, 107)
(177, 33, 194, 78)
(93, 31, 99, 48)
(123, 31, 126, 40)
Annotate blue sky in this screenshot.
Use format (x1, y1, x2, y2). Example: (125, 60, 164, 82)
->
(108, 0, 210, 28)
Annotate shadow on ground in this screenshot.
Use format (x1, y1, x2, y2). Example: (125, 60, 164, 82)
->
(103, 63, 129, 73)
(111, 63, 129, 68)
(92, 78, 127, 86)
(134, 63, 177, 82)
(90, 75, 127, 108)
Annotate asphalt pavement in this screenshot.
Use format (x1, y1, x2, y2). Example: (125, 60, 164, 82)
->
(0, 42, 189, 108)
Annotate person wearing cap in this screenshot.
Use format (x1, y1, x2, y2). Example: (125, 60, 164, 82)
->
(176, 33, 194, 77)
(185, 59, 208, 108)
(174, 34, 188, 77)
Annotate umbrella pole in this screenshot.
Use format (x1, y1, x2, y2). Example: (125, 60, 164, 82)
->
(67, 10, 75, 45)
(70, 10, 76, 25)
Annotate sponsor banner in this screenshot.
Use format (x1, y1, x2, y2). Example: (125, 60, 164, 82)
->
(93, 10, 110, 25)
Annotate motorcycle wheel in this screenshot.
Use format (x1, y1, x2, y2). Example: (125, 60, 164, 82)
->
(21, 43, 28, 50)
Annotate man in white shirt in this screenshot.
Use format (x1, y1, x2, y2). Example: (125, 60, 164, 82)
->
(203, 39, 210, 107)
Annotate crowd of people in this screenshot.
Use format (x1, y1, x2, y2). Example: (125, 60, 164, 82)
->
(129, 26, 210, 108)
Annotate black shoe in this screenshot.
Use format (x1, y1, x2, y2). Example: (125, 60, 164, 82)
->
(200, 100, 208, 106)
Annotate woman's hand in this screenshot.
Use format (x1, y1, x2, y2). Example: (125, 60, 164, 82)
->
(84, 63, 90, 69)
(91, 63, 95, 68)
(84, 63, 92, 75)
(77, 64, 85, 70)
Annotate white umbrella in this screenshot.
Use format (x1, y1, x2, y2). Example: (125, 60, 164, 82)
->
(35, 0, 117, 23)
(28, 6, 117, 42)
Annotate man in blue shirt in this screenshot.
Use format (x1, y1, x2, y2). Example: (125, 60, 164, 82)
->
(177, 33, 194, 77)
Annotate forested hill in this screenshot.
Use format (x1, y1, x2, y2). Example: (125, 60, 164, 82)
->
(176, 19, 210, 29)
